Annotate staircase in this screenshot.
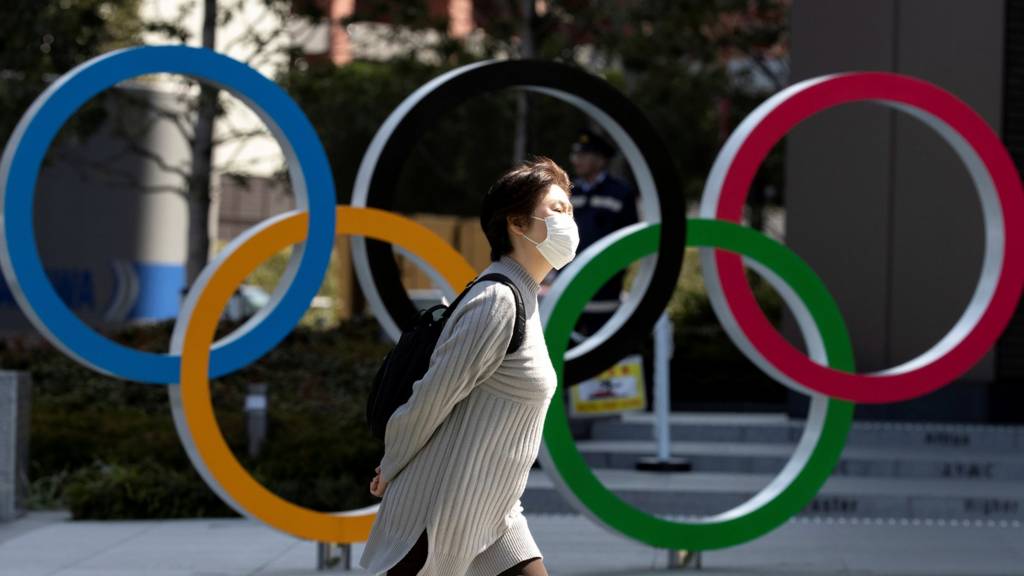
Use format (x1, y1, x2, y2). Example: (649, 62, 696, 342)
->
(522, 411, 1024, 524)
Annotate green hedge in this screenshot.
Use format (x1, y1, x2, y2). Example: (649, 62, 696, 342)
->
(2, 316, 389, 519)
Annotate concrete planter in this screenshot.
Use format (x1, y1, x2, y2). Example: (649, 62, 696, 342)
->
(0, 370, 30, 521)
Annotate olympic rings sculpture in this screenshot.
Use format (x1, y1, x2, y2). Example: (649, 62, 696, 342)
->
(1, 45, 1021, 551)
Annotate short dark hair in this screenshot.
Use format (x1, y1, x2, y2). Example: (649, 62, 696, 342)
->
(479, 155, 572, 262)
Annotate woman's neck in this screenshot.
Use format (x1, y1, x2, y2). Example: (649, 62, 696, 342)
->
(506, 251, 550, 286)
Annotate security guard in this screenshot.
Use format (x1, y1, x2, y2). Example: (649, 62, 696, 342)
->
(564, 128, 639, 338)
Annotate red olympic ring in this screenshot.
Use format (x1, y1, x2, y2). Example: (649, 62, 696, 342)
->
(701, 72, 1024, 404)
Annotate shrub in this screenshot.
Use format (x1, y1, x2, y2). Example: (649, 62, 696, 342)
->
(63, 460, 235, 519)
(4, 316, 389, 519)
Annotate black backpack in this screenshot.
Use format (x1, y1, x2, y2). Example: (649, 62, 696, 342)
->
(366, 273, 526, 440)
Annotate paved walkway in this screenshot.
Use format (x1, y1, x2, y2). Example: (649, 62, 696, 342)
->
(0, 510, 1021, 575)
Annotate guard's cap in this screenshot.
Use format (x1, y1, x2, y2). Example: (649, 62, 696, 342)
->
(570, 128, 615, 158)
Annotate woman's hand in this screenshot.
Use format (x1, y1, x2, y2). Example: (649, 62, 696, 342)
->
(370, 464, 389, 498)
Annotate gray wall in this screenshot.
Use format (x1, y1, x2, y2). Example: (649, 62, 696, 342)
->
(785, 0, 1005, 421)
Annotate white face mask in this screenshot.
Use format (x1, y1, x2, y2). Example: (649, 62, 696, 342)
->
(518, 213, 580, 270)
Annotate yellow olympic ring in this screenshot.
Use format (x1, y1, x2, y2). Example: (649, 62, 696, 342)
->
(175, 205, 476, 542)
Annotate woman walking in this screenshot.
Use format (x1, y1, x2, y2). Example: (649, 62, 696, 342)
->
(357, 156, 578, 576)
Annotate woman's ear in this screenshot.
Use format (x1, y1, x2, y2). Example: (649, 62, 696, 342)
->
(507, 214, 525, 237)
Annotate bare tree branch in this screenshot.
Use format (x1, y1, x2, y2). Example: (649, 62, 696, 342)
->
(52, 148, 189, 196)
(220, 0, 275, 55)
(212, 128, 271, 147)
(113, 88, 197, 146)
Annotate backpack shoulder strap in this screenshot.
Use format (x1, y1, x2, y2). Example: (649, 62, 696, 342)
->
(442, 272, 526, 355)
(475, 273, 526, 355)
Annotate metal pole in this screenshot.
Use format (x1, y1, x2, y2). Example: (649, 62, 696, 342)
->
(317, 542, 352, 571)
(655, 312, 672, 461)
(636, 312, 691, 471)
(245, 383, 268, 459)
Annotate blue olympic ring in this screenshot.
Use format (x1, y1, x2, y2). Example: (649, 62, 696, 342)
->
(0, 45, 337, 383)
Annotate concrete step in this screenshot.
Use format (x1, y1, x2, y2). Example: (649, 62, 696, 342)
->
(588, 411, 1024, 452)
(522, 468, 1024, 520)
(575, 439, 1024, 481)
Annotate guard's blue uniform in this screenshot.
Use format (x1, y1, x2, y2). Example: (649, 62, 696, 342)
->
(566, 170, 639, 307)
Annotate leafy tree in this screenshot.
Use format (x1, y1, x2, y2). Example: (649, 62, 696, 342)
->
(0, 0, 143, 143)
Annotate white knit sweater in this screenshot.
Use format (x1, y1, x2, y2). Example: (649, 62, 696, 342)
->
(358, 254, 557, 576)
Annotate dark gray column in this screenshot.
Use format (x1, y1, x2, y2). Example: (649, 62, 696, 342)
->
(786, 0, 897, 374)
(785, 0, 1005, 421)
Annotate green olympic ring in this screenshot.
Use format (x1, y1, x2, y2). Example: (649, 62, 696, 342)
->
(539, 218, 855, 550)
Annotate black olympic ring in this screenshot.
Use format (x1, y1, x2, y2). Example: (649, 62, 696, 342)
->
(350, 59, 685, 383)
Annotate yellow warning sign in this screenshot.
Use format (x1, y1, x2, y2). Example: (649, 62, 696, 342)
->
(569, 354, 647, 417)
